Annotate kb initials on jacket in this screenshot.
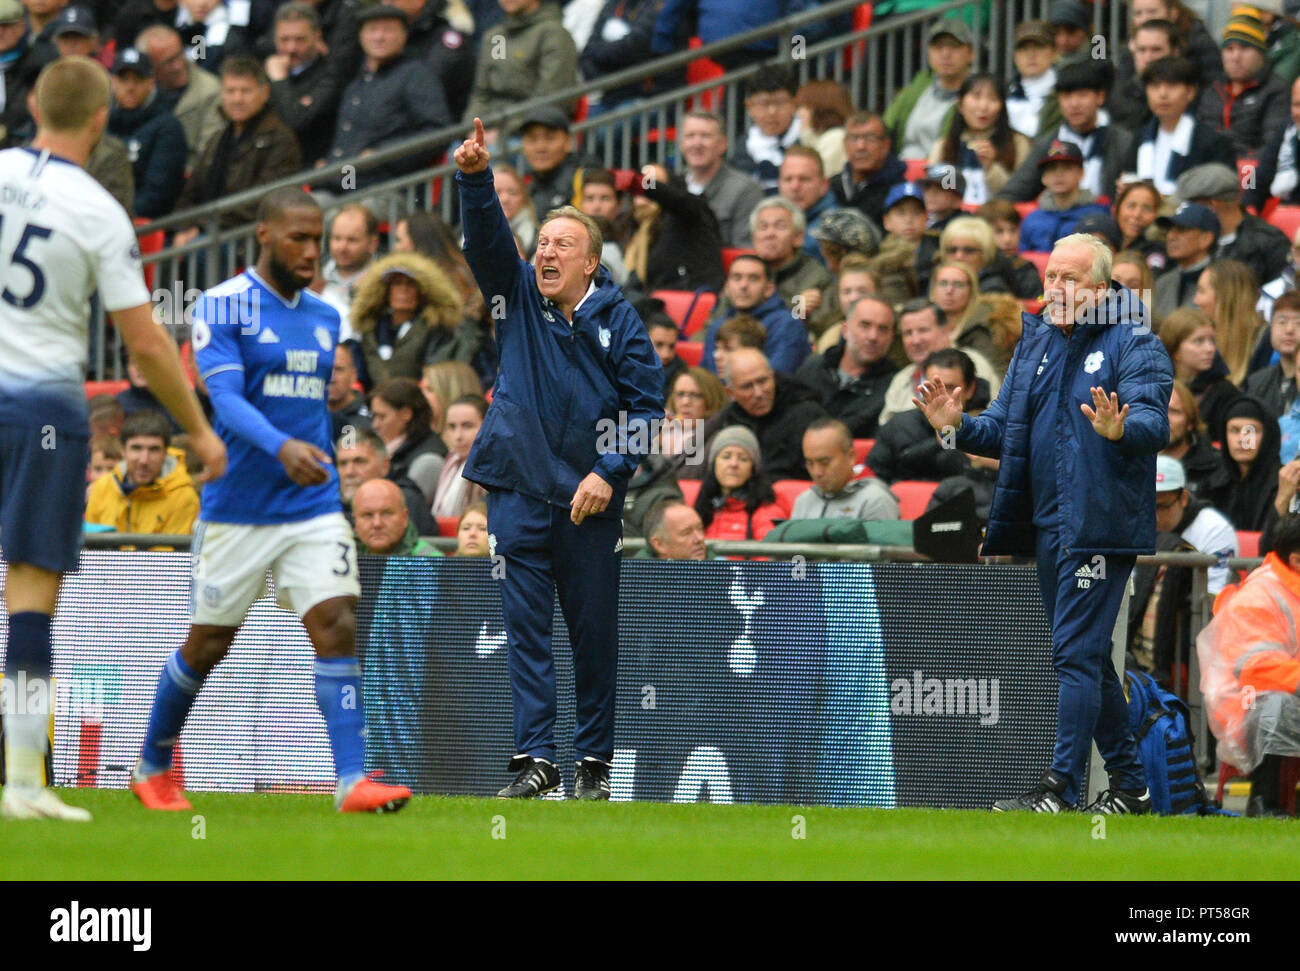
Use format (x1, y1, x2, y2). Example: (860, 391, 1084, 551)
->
(262, 351, 324, 399)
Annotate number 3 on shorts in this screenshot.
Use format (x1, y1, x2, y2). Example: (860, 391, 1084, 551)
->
(333, 541, 353, 577)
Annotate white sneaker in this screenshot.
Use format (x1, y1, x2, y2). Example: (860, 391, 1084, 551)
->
(1, 787, 92, 822)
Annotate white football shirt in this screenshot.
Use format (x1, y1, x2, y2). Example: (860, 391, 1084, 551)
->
(0, 146, 150, 417)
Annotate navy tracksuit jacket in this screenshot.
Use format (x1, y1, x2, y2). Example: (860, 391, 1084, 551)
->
(457, 166, 664, 767)
(957, 286, 1173, 804)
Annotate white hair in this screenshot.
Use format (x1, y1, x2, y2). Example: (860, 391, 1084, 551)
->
(1054, 232, 1112, 285)
(750, 196, 806, 235)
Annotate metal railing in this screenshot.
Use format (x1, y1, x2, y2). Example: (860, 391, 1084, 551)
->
(88, 0, 1132, 378)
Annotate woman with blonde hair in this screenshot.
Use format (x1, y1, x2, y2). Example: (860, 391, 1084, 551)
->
(930, 258, 979, 333)
(668, 367, 726, 421)
(935, 215, 1038, 298)
(1111, 250, 1156, 297)
(1193, 260, 1264, 386)
(420, 360, 482, 435)
(795, 80, 853, 175)
(1159, 307, 1240, 440)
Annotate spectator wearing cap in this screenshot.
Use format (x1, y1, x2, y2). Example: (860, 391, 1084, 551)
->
(1196, 10, 1291, 159)
(794, 417, 898, 520)
(0, 0, 44, 148)
(778, 145, 840, 266)
(793, 296, 895, 439)
(830, 110, 906, 227)
(920, 164, 965, 233)
(1152, 456, 1237, 597)
(136, 24, 224, 173)
(1018, 140, 1109, 252)
(1006, 21, 1060, 141)
(700, 253, 809, 377)
(879, 181, 939, 288)
(106, 47, 188, 219)
(1178, 162, 1289, 288)
(883, 17, 973, 160)
(1111, 18, 1184, 132)
(1074, 212, 1123, 254)
(48, 4, 95, 58)
(169, 56, 302, 244)
(1152, 203, 1221, 317)
(1125, 55, 1237, 197)
(930, 73, 1031, 206)
(678, 109, 764, 248)
(730, 63, 802, 194)
(806, 207, 880, 338)
(516, 107, 599, 217)
(1047, 0, 1092, 66)
(1253, 74, 1300, 211)
(877, 298, 999, 426)
(350, 252, 471, 389)
(693, 424, 784, 541)
(325, 4, 451, 189)
(389, 0, 476, 120)
(869, 348, 991, 484)
(623, 161, 725, 293)
(1244, 290, 1300, 420)
(462, 0, 577, 137)
(264, 2, 342, 167)
(704, 347, 826, 482)
(999, 59, 1131, 204)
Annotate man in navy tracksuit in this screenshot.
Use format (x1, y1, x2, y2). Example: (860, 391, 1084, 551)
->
(454, 119, 664, 800)
(917, 234, 1173, 814)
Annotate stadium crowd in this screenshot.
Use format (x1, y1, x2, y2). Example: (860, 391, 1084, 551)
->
(47, 0, 1300, 809)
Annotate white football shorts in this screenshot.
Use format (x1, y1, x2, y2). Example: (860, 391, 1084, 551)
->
(190, 512, 361, 627)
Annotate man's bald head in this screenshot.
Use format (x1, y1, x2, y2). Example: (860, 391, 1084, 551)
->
(353, 478, 409, 554)
(726, 348, 776, 418)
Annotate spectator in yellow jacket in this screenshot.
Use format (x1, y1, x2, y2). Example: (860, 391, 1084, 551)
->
(85, 410, 200, 538)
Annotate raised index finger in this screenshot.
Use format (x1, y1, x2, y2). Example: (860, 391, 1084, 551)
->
(473, 117, 485, 146)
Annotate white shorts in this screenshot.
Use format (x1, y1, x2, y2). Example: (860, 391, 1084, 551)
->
(191, 512, 361, 627)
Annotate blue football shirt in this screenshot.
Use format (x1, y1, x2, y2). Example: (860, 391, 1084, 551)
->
(193, 269, 342, 524)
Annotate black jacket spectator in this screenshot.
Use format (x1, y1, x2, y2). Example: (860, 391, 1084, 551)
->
(866, 379, 991, 482)
(1122, 116, 1237, 188)
(176, 4, 255, 73)
(174, 105, 302, 228)
(108, 93, 188, 219)
(580, 0, 684, 109)
(269, 54, 341, 167)
(830, 154, 905, 227)
(527, 149, 601, 218)
(327, 52, 451, 187)
(403, 0, 476, 120)
(320, 0, 366, 79)
(1243, 360, 1299, 420)
(636, 174, 725, 292)
(1249, 122, 1300, 211)
(1203, 396, 1282, 532)
(0, 37, 44, 148)
(1218, 214, 1290, 290)
(622, 454, 683, 538)
(793, 342, 896, 439)
(702, 373, 826, 481)
(1197, 70, 1291, 160)
(1176, 435, 1224, 500)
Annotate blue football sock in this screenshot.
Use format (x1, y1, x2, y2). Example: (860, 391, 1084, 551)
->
(3, 612, 53, 788)
(314, 657, 365, 789)
(139, 651, 202, 776)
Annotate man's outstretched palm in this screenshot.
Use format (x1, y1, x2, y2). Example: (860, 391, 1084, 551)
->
(1080, 386, 1128, 441)
(913, 377, 964, 434)
(455, 117, 491, 174)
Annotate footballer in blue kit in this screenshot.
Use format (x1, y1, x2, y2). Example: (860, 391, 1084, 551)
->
(131, 187, 411, 814)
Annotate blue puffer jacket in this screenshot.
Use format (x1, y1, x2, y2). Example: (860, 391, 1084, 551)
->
(956, 287, 1173, 557)
(457, 167, 664, 519)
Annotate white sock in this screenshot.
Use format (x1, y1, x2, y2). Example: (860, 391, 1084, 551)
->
(4, 709, 50, 790)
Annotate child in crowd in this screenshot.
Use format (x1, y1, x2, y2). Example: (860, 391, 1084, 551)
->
(1018, 141, 1108, 251)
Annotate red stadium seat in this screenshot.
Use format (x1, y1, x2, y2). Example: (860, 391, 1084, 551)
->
(134, 218, 164, 291)
(685, 38, 726, 112)
(843, 2, 873, 71)
(1022, 251, 1050, 277)
(1013, 201, 1038, 220)
(436, 517, 460, 538)
(85, 380, 128, 398)
(1236, 530, 1261, 558)
(891, 480, 939, 519)
(1269, 205, 1300, 241)
(1237, 156, 1257, 188)
(573, 95, 589, 123)
(903, 158, 929, 182)
(772, 479, 812, 515)
(677, 341, 704, 367)
(652, 288, 717, 337)
(1022, 298, 1045, 314)
(853, 438, 873, 465)
(678, 479, 701, 506)
(720, 247, 750, 276)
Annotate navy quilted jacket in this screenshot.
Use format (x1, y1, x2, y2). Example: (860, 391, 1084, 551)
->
(956, 287, 1173, 557)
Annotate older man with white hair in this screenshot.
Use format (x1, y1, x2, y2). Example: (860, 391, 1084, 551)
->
(750, 196, 833, 314)
(916, 232, 1173, 815)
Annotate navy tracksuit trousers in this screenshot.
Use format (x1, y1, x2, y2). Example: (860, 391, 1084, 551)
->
(1035, 527, 1146, 805)
(488, 490, 622, 765)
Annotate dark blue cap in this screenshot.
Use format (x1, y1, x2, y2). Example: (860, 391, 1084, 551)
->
(884, 181, 926, 213)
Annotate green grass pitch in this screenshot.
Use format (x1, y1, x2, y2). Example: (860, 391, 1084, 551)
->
(0, 789, 1294, 880)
